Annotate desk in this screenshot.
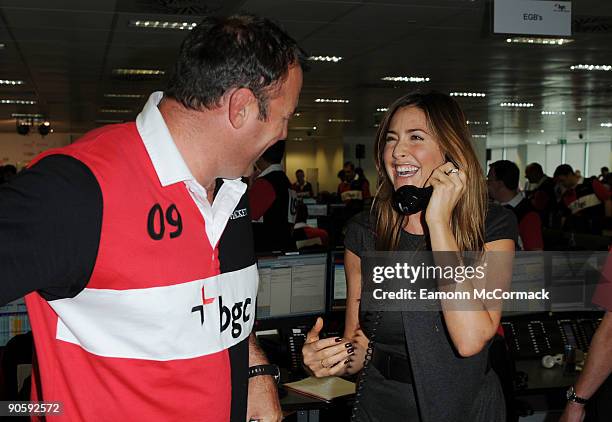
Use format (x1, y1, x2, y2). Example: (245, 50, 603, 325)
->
(280, 388, 330, 422)
(515, 360, 578, 392)
(514, 360, 580, 415)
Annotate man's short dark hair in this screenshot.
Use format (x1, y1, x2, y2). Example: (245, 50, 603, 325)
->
(296, 169, 304, 175)
(602, 167, 609, 173)
(554, 164, 574, 178)
(261, 140, 285, 164)
(166, 14, 307, 120)
(527, 162, 544, 174)
(343, 161, 354, 170)
(489, 160, 520, 190)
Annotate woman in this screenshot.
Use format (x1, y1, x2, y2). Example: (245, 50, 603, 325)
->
(302, 91, 517, 421)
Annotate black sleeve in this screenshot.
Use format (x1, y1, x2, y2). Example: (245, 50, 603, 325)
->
(344, 211, 376, 257)
(0, 155, 102, 305)
(485, 202, 519, 244)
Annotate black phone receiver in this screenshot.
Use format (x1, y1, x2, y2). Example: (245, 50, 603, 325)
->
(392, 155, 457, 215)
(393, 185, 433, 215)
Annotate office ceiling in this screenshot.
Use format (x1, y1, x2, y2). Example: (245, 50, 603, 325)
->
(1, 0, 612, 148)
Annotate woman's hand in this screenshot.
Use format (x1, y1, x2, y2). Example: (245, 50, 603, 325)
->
(425, 161, 466, 227)
(302, 317, 355, 377)
(343, 328, 369, 375)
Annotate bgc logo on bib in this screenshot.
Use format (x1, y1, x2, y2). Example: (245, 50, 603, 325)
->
(191, 287, 253, 339)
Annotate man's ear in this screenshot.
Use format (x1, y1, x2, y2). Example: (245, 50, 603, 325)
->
(228, 88, 257, 129)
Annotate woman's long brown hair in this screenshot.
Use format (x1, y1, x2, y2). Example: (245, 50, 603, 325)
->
(372, 91, 487, 252)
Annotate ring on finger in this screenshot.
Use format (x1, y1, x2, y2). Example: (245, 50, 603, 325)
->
(320, 359, 327, 368)
(445, 168, 459, 176)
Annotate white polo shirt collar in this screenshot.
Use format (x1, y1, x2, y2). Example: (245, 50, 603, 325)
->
(257, 163, 284, 179)
(136, 91, 246, 247)
(501, 192, 524, 209)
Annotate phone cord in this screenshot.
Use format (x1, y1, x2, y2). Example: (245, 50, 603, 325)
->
(350, 310, 383, 422)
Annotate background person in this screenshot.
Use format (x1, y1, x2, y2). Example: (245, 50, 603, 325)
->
(488, 160, 543, 251)
(249, 140, 298, 252)
(554, 164, 612, 235)
(292, 168, 314, 198)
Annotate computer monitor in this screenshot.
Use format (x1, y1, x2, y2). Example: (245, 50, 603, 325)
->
(255, 252, 329, 330)
(0, 298, 30, 346)
(331, 251, 347, 309)
(306, 204, 327, 217)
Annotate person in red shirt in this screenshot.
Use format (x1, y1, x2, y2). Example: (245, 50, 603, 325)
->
(249, 141, 297, 252)
(554, 164, 612, 235)
(488, 160, 543, 250)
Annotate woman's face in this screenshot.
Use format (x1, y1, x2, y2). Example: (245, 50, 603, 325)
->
(383, 106, 445, 190)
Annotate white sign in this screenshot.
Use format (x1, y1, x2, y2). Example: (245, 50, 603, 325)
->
(494, 0, 572, 36)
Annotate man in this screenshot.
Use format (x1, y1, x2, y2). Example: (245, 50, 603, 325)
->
(524, 162, 557, 228)
(488, 160, 543, 251)
(554, 164, 612, 235)
(292, 168, 313, 198)
(0, 14, 304, 421)
(560, 255, 612, 422)
(249, 140, 297, 252)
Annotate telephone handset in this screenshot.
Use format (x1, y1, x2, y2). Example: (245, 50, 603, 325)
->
(392, 155, 459, 215)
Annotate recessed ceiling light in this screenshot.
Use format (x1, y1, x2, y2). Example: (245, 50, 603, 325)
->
(291, 126, 317, 130)
(450, 92, 486, 97)
(292, 137, 304, 141)
(466, 120, 489, 125)
(99, 108, 132, 113)
(328, 118, 353, 123)
(112, 68, 165, 76)
(506, 37, 573, 45)
(577, 117, 582, 122)
(601, 122, 612, 128)
(130, 20, 197, 30)
(308, 56, 342, 63)
(376, 108, 388, 112)
(570, 64, 612, 71)
(382, 76, 430, 83)
(0, 79, 24, 85)
(472, 134, 487, 138)
(104, 93, 145, 99)
(315, 98, 349, 103)
(541, 111, 566, 115)
(500, 102, 534, 108)
(0, 99, 36, 105)
(0, 44, 4, 49)
(540, 129, 545, 133)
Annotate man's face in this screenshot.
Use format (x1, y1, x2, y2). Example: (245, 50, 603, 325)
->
(525, 166, 537, 183)
(296, 171, 305, 183)
(343, 165, 355, 182)
(557, 174, 574, 189)
(242, 65, 303, 176)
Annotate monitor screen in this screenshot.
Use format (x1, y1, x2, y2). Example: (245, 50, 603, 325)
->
(256, 252, 328, 320)
(306, 204, 327, 217)
(329, 251, 347, 310)
(334, 262, 346, 301)
(0, 298, 30, 346)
